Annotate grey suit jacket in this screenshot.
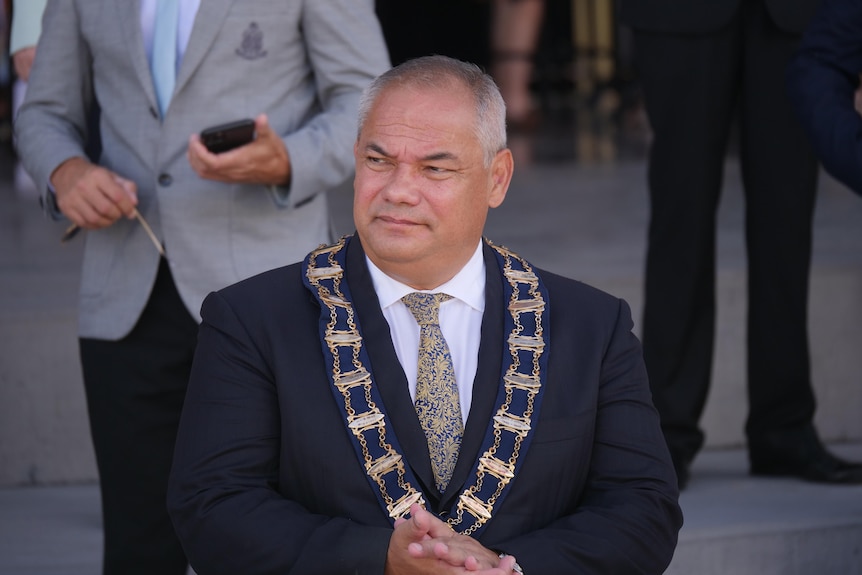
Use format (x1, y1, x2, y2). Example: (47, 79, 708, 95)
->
(15, 0, 390, 339)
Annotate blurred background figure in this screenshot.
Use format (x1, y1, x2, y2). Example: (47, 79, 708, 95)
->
(374, 0, 490, 67)
(490, 0, 546, 131)
(9, 0, 47, 196)
(0, 1, 13, 159)
(787, 0, 862, 197)
(618, 0, 862, 489)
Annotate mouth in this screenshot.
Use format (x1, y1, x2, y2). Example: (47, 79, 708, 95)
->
(377, 214, 420, 227)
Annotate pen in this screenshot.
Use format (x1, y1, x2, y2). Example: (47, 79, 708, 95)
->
(61, 208, 166, 257)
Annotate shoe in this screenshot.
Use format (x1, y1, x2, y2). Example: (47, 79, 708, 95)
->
(749, 427, 862, 484)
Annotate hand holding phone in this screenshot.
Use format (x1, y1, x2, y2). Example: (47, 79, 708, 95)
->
(200, 119, 256, 153)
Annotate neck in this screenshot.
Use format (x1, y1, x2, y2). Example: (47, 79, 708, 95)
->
(370, 247, 480, 291)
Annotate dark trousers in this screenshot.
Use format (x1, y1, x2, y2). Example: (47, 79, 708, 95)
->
(80, 259, 198, 575)
(633, 0, 819, 463)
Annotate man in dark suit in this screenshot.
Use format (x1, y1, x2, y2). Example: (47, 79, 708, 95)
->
(167, 55, 682, 575)
(787, 0, 862, 196)
(618, 0, 862, 489)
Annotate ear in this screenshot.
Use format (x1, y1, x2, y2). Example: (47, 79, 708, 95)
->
(487, 148, 513, 209)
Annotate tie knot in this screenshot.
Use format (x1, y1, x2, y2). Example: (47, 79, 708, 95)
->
(401, 292, 452, 325)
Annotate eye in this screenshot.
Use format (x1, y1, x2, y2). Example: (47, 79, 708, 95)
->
(425, 165, 451, 176)
(365, 155, 391, 170)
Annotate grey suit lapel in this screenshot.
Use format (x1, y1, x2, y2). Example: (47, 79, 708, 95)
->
(116, 0, 159, 111)
(174, 0, 235, 98)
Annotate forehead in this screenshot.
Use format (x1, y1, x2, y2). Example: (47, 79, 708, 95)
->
(362, 82, 477, 148)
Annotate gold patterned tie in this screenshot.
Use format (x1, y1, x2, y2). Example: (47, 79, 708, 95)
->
(402, 292, 463, 492)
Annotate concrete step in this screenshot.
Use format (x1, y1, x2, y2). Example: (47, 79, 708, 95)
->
(666, 442, 862, 575)
(1, 443, 860, 574)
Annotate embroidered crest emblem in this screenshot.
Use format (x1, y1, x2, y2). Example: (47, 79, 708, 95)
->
(235, 22, 268, 60)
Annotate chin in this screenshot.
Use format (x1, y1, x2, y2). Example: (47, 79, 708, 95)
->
(369, 242, 421, 263)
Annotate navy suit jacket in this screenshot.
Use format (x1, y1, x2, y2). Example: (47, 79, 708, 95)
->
(788, 0, 862, 196)
(167, 237, 682, 575)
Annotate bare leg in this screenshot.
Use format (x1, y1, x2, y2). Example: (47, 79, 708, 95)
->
(491, 0, 545, 129)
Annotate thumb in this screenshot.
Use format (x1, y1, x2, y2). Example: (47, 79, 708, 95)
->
(254, 113, 271, 140)
(407, 504, 432, 537)
(113, 175, 138, 200)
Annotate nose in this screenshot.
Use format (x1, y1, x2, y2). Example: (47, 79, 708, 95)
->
(380, 165, 421, 205)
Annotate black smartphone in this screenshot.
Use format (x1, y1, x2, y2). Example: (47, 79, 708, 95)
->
(200, 119, 256, 153)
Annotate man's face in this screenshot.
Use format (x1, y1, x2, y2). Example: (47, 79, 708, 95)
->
(353, 82, 512, 289)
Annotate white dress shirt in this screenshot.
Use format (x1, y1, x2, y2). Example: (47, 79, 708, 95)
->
(367, 242, 486, 424)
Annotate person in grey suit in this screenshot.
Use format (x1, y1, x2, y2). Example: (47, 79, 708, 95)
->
(14, 1, 390, 573)
(167, 55, 681, 575)
(618, 0, 862, 489)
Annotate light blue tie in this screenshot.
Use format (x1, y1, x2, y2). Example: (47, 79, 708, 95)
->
(402, 292, 463, 492)
(151, 0, 179, 116)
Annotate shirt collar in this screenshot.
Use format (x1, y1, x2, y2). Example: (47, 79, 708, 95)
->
(366, 241, 486, 312)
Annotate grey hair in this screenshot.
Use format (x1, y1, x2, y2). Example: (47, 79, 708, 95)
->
(356, 55, 508, 167)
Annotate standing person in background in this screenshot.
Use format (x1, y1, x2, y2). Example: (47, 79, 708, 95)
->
(15, 1, 390, 574)
(490, 0, 545, 131)
(787, 0, 862, 197)
(618, 0, 862, 489)
(374, 0, 490, 68)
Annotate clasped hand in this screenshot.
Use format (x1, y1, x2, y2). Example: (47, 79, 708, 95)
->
(385, 504, 520, 575)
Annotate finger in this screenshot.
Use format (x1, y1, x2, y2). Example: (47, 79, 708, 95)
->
(254, 113, 270, 139)
(421, 511, 458, 539)
(407, 541, 426, 558)
(407, 540, 455, 564)
(62, 200, 106, 230)
(111, 175, 139, 217)
(407, 504, 435, 539)
(496, 554, 518, 573)
(408, 504, 457, 539)
(65, 190, 118, 229)
(59, 168, 129, 228)
(187, 134, 222, 176)
(188, 133, 216, 163)
(89, 172, 136, 224)
(464, 555, 482, 571)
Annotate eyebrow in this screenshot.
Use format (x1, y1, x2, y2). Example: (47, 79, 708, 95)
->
(364, 142, 458, 163)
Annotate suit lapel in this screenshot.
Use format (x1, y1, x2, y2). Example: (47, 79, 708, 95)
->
(174, 0, 235, 99)
(440, 243, 505, 509)
(115, 0, 159, 111)
(345, 238, 439, 498)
